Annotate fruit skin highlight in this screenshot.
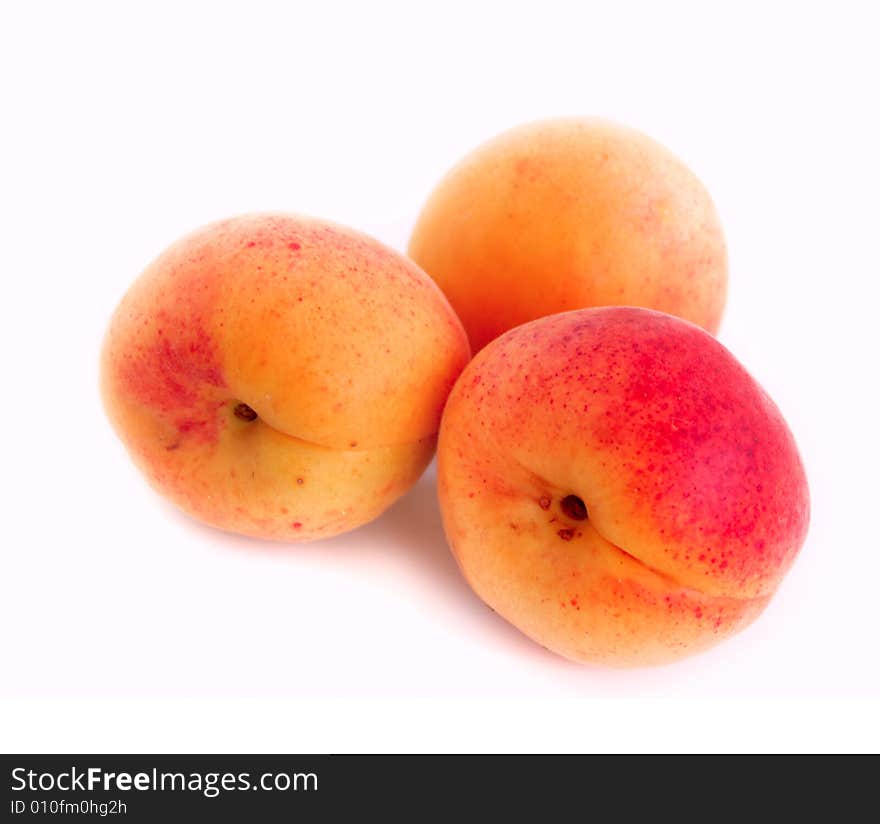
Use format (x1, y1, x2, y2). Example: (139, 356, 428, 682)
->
(101, 213, 470, 541)
(409, 117, 728, 353)
(437, 307, 809, 666)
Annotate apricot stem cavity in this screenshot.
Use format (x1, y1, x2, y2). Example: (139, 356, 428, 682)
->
(560, 494, 588, 521)
(233, 402, 258, 422)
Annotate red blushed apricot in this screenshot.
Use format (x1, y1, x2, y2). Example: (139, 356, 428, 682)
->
(101, 213, 470, 541)
(409, 117, 728, 353)
(437, 307, 809, 666)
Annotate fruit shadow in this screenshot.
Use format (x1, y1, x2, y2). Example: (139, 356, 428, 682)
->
(331, 468, 583, 667)
(163, 462, 568, 668)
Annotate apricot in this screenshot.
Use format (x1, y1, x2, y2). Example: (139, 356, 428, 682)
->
(101, 214, 470, 541)
(409, 117, 728, 353)
(438, 307, 809, 666)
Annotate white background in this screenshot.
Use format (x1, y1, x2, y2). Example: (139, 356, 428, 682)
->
(2, 1, 878, 752)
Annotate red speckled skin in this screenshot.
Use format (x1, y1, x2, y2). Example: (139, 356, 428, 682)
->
(102, 214, 470, 541)
(438, 307, 809, 666)
(409, 117, 727, 353)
